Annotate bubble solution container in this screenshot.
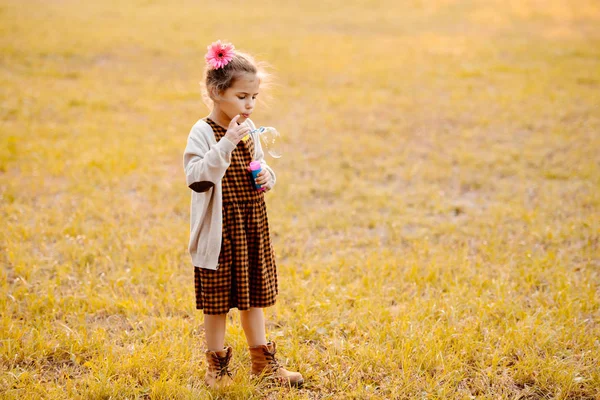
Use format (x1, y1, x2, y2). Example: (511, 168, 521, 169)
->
(249, 161, 266, 192)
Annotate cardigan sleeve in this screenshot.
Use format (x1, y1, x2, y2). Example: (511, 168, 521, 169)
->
(183, 123, 236, 193)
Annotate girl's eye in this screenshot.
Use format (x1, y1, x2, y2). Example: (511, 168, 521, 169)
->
(238, 96, 246, 100)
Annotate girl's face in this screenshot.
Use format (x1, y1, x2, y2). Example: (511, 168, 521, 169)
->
(213, 72, 260, 124)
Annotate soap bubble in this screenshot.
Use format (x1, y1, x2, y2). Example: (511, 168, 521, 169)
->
(253, 126, 282, 158)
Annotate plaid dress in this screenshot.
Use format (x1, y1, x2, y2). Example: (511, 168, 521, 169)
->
(194, 118, 278, 315)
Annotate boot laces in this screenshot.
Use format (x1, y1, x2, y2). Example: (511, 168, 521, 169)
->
(213, 353, 232, 378)
(263, 349, 282, 373)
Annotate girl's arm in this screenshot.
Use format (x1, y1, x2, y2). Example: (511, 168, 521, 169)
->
(247, 120, 276, 191)
(183, 125, 236, 193)
(256, 146, 277, 191)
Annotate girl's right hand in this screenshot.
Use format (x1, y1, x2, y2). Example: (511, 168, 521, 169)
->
(223, 115, 251, 145)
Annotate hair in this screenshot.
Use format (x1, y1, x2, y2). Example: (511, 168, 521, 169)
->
(200, 48, 272, 109)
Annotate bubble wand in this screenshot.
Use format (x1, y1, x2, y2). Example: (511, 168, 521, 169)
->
(242, 126, 282, 159)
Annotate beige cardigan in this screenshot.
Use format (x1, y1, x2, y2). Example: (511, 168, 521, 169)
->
(183, 118, 276, 270)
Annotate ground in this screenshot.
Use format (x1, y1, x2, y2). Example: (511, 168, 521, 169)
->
(1, 0, 599, 398)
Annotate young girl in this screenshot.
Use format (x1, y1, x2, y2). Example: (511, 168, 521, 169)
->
(183, 40, 303, 389)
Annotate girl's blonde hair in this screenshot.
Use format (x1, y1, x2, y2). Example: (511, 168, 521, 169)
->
(200, 49, 272, 108)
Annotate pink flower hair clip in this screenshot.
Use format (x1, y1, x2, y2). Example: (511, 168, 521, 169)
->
(205, 40, 235, 70)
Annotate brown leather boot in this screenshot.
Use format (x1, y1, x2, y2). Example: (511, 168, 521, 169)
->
(249, 341, 304, 387)
(204, 346, 233, 389)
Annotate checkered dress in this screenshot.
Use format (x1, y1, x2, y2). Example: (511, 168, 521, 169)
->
(194, 118, 278, 315)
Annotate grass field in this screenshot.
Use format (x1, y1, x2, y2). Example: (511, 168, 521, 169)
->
(1, 0, 599, 398)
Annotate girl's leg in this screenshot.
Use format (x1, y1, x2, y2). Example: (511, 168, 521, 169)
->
(204, 313, 227, 351)
(203, 313, 233, 389)
(240, 308, 268, 347)
(243, 308, 304, 386)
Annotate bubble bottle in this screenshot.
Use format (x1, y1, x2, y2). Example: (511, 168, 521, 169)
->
(249, 161, 266, 192)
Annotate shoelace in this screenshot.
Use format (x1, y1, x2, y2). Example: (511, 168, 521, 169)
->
(214, 354, 232, 378)
(263, 350, 282, 373)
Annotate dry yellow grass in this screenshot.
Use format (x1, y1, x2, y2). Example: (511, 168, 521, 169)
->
(1, 0, 599, 398)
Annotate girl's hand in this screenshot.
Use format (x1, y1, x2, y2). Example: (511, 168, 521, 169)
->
(247, 167, 272, 191)
(255, 170, 271, 189)
(223, 115, 251, 145)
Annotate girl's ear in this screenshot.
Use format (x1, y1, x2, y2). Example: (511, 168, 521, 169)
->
(209, 86, 221, 102)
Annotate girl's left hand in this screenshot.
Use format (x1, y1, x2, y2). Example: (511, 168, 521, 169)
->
(253, 169, 272, 191)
